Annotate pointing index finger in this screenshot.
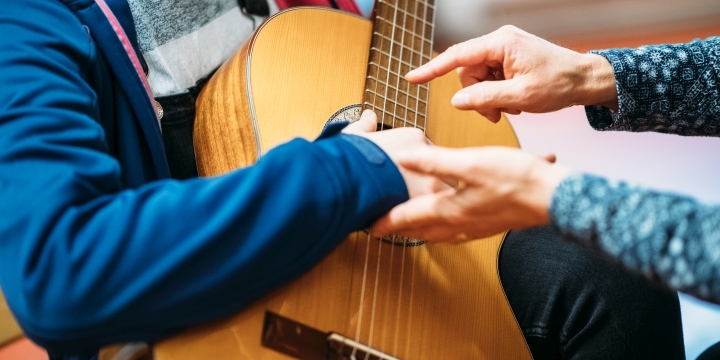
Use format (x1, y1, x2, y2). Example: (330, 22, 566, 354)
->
(405, 37, 495, 84)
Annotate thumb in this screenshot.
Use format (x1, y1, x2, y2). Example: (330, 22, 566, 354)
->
(451, 78, 526, 113)
(342, 109, 377, 134)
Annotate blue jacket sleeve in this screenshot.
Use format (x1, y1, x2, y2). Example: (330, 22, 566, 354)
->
(585, 37, 720, 136)
(0, 0, 408, 354)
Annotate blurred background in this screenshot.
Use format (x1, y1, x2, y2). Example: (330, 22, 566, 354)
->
(433, 0, 720, 358)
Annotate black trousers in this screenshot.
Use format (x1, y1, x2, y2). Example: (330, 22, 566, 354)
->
(500, 226, 686, 359)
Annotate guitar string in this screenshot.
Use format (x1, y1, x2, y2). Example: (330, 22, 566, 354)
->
(393, 1, 428, 354)
(353, 4, 390, 354)
(415, 0, 432, 132)
(353, 2, 386, 356)
(392, 0, 409, 130)
(351, 231, 373, 360)
(389, 0, 413, 355)
(366, 0, 400, 352)
(404, 2, 431, 357)
(344, 231, 360, 354)
(356, 1, 433, 356)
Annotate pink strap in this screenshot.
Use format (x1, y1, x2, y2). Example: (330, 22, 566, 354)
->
(275, 0, 363, 16)
(94, 0, 157, 119)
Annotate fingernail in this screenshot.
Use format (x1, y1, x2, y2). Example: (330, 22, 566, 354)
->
(451, 91, 469, 107)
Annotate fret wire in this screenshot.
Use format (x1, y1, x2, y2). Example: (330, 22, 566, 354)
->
(366, 2, 387, 130)
(365, 0, 434, 130)
(413, 0, 430, 130)
(388, 1, 427, 130)
(363, 102, 426, 130)
(375, 12, 431, 35)
(367, 62, 428, 90)
(376, 0, 401, 132)
(365, 85, 427, 106)
(373, 17, 434, 52)
(365, 65, 430, 90)
(374, 33, 432, 60)
(368, 57, 427, 78)
(362, 93, 426, 121)
(375, 6, 434, 29)
(378, 1, 435, 43)
(370, 33, 432, 61)
(364, 89, 421, 116)
(378, 0, 435, 11)
(364, 78, 429, 103)
(388, 1, 408, 132)
(374, 14, 426, 32)
(365, 85, 427, 107)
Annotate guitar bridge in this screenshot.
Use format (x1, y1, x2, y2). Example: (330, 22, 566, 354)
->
(262, 311, 401, 360)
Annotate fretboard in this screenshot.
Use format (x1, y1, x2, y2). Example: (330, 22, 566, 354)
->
(363, 0, 436, 131)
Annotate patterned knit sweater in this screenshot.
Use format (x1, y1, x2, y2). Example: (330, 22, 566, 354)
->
(550, 37, 720, 304)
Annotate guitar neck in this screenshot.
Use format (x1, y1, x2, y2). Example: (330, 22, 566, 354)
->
(363, 0, 436, 131)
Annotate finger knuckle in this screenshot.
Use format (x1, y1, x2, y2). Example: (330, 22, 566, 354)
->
(470, 88, 492, 109)
(499, 24, 519, 34)
(403, 127, 425, 140)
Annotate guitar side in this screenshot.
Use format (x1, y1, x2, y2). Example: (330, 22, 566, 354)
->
(156, 8, 531, 360)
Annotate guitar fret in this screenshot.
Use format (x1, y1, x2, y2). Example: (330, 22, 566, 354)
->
(364, 91, 426, 119)
(378, 0, 435, 11)
(371, 34, 432, 63)
(376, 7, 433, 29)
(370, 42, 422, 70)
(373, 21, 433, 59)
(365, 75, 429, 103)
(380, 32, 431, 57)
(377, 0, 435, 34)
(365, 0, 434, 133)
(366, 63, 430, 89)
(370, 44, 431, 68)
(363, 88, 428, 121)
(364, 84, 427, 106)
(363, 102, 427, 130)
(366, 71, 429, 99)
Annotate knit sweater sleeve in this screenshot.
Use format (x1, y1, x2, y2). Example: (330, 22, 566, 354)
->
(549, 173, 720, 304)
(585, 37, 720, 136)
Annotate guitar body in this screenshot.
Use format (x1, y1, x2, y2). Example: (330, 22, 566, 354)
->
(154, 7, 531, 360)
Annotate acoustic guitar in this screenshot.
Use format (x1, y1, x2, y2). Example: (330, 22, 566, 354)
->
(154, 2, 531, 359)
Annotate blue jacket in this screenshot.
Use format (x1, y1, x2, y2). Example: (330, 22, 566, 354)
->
(0, 0, 407, 355)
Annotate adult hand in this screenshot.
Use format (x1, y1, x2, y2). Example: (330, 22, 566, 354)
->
(343, 110, 451, 198)
(405, 25, 618, 122)
(370, 146, 572, 242)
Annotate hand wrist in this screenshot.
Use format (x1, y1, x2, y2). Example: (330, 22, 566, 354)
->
(528, 163, 572, 226)
(577, 54, 618, 111)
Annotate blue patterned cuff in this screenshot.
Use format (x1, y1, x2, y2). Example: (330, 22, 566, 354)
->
(583, 49, 632, 131)
(584, 38, 720, 136)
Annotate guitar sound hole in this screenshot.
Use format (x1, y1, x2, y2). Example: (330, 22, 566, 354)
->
(379, 234, 426, 247)
(362, 230, 426, 247)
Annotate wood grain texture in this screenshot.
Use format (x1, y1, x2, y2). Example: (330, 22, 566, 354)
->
(156, 7, 530, 360)
(194, 40, 258, 176)
(250, 10, 370, 151)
